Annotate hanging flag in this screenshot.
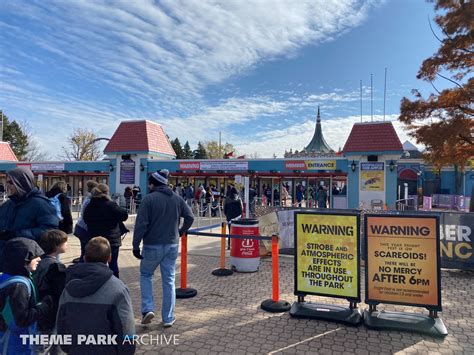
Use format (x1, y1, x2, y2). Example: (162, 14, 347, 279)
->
(224, 151, 234, 159)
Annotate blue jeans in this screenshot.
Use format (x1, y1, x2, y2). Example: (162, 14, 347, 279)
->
(109, 246, 120, 278)
(140, 244, 178, 323)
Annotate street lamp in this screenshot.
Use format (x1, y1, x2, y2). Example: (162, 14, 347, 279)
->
(350, 161, 357, 173)
(389, 160, 395, 172)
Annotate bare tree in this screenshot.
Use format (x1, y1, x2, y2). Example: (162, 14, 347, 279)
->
(20, 121, 50, 162)
(61, 128, 103, 161)
(247, 151, 260, 159)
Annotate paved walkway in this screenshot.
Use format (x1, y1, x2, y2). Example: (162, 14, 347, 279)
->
(61, 220, 474, 355)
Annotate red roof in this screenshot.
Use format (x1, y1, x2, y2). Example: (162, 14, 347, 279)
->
(343, 122, 403, 153)
(104, 120, 176, 157)
(0, 142, 18, 161)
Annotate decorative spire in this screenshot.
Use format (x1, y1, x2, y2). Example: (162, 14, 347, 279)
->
(304, 106, 334, 153)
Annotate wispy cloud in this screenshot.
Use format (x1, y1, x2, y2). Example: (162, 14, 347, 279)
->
(0, 0, 386, 157)
(1, 0, 381, 104)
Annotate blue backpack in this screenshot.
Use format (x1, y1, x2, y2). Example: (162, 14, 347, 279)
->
(0, 275, 41, 354)
(49, 194, 63, 220)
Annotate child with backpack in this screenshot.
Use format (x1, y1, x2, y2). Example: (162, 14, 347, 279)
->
(46, 182, 73, 235)
(0, 238, 52, 354)
(33, 230, 68, 337)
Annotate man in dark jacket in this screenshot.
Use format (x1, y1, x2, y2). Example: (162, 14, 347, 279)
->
(133, 169, 194, 326)
(223, 193, 243, 223)
(46, 181, 73, 234)
(84, 183, 128, 278)
(0, 238, 52, 354)
(0, 167, 59, 269)
(57, 237, 135, 355)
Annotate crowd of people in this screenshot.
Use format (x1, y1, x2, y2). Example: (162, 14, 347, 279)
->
(0, 167, 194, 354)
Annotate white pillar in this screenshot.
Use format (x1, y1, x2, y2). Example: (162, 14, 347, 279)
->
(244, 176, 250, 217)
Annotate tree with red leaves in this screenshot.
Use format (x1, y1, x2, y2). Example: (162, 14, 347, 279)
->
(399, 0, 473, 194)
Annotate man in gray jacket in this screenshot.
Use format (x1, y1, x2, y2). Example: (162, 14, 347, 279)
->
(133, 169, 194, 326)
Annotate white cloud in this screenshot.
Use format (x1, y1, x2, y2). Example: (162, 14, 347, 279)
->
(0, 0, 388, 157)
(1, 0, 381, 104)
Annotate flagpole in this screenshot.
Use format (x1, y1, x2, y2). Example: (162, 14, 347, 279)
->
(219, 131, 222, 159)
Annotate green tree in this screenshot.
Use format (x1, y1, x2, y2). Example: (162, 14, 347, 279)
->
(204, 140, 235, 159)
(1, 111, 28, 160)
(182, 141, 193, 159)
(171, 138, 184, 159)
(193, 141, 208, 159)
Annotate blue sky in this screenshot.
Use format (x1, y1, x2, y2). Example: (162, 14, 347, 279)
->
(0, 0, 443, 158)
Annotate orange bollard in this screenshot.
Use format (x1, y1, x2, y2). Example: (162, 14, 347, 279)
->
(176, 233, 197, 299)
(180, 234, 187, 289)
(220, 223, 226, 269)
(212, 223, 233, 276)
(271, 235, 280, 302)
(261, 235, 291, 313)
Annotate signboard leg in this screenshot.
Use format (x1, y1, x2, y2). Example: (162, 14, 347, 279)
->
(363, 308, 448, 338)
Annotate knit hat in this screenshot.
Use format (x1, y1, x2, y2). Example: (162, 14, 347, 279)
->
(150, 169, 169, 186)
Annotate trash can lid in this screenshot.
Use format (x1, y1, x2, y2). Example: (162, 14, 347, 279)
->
(232, 218, 259, 226)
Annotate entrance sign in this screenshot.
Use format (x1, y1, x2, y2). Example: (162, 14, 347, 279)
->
(178, 161, 248, 171)
(290, 211, 362, 325)
(360, 162, 384, 191)
(200, 161, 248, 171)
(285, 160, 336, 170)
(31, 163, 65, 171)
(364, 214, 446, 338)
(294, 212, 360, 300)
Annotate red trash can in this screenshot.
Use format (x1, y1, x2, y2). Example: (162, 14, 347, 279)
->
(230, 218, 260, 272)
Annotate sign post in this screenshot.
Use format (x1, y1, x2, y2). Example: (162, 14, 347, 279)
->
(364, 214, 447, 337)
(290, 211, 362, 325)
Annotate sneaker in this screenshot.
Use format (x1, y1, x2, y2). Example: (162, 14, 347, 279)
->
(163, 318, 176, 328)
(141, 312, 155, 325)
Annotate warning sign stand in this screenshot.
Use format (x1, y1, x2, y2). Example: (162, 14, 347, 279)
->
(289, 211, 363, 326)
(363, 213, 447, 337)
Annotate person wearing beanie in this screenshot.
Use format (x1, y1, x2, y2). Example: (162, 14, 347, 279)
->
(0, 238, 53, 354)
(133, 169, 194, 327)
(83, 183, 128, 278)
(0, 167, 59, 270)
